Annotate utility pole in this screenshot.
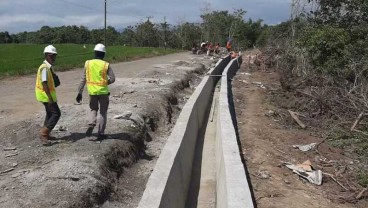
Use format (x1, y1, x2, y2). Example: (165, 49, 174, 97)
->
(163, 16, 167, 50)
(104, 0, 107, 46)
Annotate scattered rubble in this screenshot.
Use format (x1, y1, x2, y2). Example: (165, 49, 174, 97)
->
(284, 160, 322, 185)
(293, 143, 317, 152)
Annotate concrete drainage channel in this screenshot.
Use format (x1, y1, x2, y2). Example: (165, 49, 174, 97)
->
(138, 55, 255, 208)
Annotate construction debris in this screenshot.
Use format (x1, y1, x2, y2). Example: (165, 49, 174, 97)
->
(284, 160, 322, 185)
(293, 143, 317, 152)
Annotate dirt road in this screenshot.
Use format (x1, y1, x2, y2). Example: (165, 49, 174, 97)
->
(0, 52, 217, 207)
(0, 52, 193, 127)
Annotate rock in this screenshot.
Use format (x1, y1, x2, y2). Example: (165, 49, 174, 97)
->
(258, 170, 271, 179)
(133, 104, 138, 108)
(130, 114, 145, 126)
(265, 110, 275, 117)
(113, 111, 132, 120)
(11, 172, 22, 178)
(55, 125, 68, 131)
(3, 147, 17, 151)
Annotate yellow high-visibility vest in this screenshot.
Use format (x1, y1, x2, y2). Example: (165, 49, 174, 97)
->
(86, 59, 109, 95)
(35, 63, 57, 102)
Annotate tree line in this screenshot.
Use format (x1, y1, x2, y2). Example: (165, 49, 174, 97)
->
(0, 9, 270, 50)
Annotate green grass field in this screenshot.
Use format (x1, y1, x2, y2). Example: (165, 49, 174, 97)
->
(0, 44, 180, 78)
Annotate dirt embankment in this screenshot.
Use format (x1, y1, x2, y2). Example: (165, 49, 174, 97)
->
(233, 50, 368, 208)
(0, 55, 218, 207)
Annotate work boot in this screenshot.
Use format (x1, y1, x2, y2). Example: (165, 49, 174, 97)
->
(89, 134, 108, 142)
(86, 125, 95, 137)
(39, 127, 51, 146)
(48, 131, 57, 140)
(98, 134, 108, 140)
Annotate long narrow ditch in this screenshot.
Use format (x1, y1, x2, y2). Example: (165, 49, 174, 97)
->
(186, 83, 220, 207)
(99, 67, 211, 207)
(138, 55, 255, 208)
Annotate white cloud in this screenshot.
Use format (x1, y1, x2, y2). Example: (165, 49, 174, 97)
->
(0, 0, 292, 33)
(0, 14, 61, 26)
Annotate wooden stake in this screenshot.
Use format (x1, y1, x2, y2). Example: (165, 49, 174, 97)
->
(351, 112, 364, 131)
(323, 172, 349, 191)
(356, 188, 367, 200)
(288, 110, 306, 129)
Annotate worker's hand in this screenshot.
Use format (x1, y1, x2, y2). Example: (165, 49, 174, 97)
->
(76, 93, 82, 103)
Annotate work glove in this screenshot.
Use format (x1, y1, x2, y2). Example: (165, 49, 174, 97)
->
(76, 93, 82, 103)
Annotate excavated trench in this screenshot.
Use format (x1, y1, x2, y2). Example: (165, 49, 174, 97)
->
(98, 70, 205, 207)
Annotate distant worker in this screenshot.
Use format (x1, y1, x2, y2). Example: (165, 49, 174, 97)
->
(200, 41, 207, 49)
(35, 45, 61, 145)
(226, 40, 232, 52)
(200, 42, 207, 54)
(76, 43, 115, 141)
(215, 43, 220, 54)
(207, 42, 214, 53)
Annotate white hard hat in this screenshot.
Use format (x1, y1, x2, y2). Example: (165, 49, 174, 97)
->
(94, 43, 106, 53)
(43, 45, 57, 54)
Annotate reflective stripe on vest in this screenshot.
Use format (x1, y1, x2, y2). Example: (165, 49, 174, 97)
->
(35, 64, 57, 102)
(86, 59, 109, 95)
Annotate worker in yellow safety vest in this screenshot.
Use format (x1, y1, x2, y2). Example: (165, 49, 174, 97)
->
(35, 45, 61, 145)
(76, 43, 115, 141)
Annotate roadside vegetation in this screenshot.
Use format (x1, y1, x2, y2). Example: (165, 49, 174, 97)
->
(0, 44, 179, 78)
(0, 6, 271, 79)
(254, 0, 368, 201)
(0, 9, 269, 51)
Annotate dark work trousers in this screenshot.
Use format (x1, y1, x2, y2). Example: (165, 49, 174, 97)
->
(42, 102, 61, 130)
(88, 95, 109, 135)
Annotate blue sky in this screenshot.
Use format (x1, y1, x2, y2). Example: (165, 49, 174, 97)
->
(0, 0, 291, 34)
